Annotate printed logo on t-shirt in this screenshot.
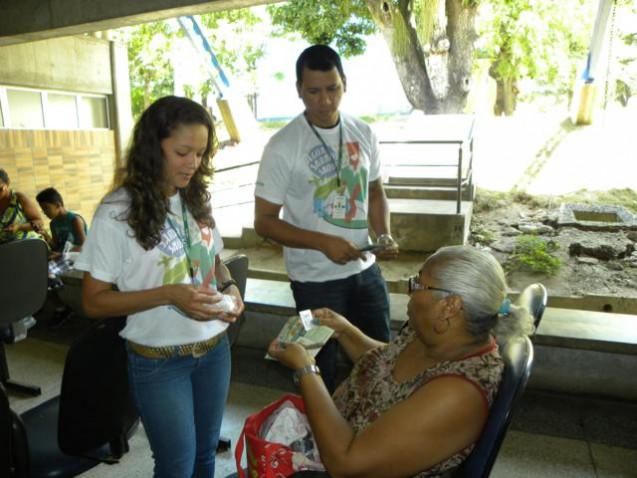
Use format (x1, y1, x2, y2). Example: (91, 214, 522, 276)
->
(308, 141, 368, 229)
(156, 221, 217, 289)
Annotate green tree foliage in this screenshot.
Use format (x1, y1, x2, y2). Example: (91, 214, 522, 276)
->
(199, 8, 267, 112)
(122, 8, 267, 119)
(125, 22, 175, 119)
(267, 0, 376, 57)
(614, 2, 637, 106)
(477, 0, 594, 115)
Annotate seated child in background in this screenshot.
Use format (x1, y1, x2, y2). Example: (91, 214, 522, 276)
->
(36, 187, 88, 328)
(36, 187, 87, 259)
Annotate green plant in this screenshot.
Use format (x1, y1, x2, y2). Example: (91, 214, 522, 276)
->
(470, 222, 495, 244)
(508, 235, 561, 276)
(473, 189, 509, 213)
(258, 120, 289, 130)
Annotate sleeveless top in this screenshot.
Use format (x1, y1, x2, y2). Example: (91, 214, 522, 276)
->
(332, 324, 504, 478)
(0, 191, 43, 244)
(50, 211, 87, 251)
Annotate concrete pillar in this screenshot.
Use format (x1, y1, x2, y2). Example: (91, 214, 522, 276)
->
(109, 40, 133, 170)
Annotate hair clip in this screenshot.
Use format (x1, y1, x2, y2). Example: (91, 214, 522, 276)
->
(498, 298, 511, 315)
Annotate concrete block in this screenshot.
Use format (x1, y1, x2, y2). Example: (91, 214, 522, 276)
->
(529, 344, 637, 401)
(389, 198, 472, 252)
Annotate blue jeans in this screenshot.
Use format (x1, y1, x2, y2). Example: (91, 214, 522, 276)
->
(290, 263, 390, 392)
(127, 334, 231, 478)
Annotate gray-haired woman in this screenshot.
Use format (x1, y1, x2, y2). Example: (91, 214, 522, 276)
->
(268, 245, 533, 478)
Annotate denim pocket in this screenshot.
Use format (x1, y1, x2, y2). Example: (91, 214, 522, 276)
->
(127, 348, 169, 381)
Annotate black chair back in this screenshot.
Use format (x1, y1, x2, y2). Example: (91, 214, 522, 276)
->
(57, 316, 138, 456)
(223, 254, 249, 347)
(0, 239, 48, 324)
(517, 283, 548, 330)
(453, 336, 534, 478)
(0, 239, 48, 396)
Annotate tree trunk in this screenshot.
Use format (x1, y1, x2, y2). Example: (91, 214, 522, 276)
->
(364, 0, 478, 114)
(492, 78, 517, 116)
(489, 55, 518, 116)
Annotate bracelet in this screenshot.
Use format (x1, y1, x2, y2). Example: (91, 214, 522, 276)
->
(293, 364, 321, 386)
(219, 279, 238, 293)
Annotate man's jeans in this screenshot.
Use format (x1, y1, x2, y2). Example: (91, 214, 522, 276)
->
(127, 334, 231, 478)
(290, 263, 390, 392)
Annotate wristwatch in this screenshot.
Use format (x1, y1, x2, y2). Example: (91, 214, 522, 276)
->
(293, 364, 321, 385)
(377, 233, 395, 246)
(219, 279, 238, 293)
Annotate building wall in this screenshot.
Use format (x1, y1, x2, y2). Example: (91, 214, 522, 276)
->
(0, 129, 116, 223)
(0, 35, 122, 225)
(0, 36, 112, 94)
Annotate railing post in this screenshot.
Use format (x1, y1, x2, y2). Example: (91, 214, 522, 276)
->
(457, 145, 463, 214)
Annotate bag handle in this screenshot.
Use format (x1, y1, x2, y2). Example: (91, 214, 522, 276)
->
(235, 425, 246, 478)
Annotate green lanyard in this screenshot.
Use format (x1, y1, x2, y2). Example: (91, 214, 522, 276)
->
(165, 197, 197, 285)
(305, 114, 343, 187)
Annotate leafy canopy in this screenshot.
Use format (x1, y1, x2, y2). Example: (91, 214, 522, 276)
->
(267, 0, 376, 57)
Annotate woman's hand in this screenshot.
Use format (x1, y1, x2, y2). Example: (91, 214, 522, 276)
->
(312, 307, 352, 339)
(221, 284, 245, 322)
(267, 340, 314, 370)
(3, 223, 20, 234)
(166, 284, 233, 322)
(49, 251, 62, 261)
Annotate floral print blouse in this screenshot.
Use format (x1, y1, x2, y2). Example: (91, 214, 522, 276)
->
(332, 323, 504, 478)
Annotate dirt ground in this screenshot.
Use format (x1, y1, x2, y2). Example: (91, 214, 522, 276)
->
(471, 195, 637, 299)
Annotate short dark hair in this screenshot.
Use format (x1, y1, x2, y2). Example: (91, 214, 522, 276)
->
(296, 44, 345, 84)
(36, 187, 64, 206)
(0, 168, 9, 184)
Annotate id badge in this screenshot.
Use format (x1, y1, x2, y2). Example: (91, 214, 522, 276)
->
(332, 195, 347, 219)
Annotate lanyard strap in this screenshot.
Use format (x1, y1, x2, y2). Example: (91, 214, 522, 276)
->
(305, 115, 343, 187)
(165, 196, 196, 284)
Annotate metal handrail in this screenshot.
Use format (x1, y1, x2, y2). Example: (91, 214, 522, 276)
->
(380, 123, 474, 214)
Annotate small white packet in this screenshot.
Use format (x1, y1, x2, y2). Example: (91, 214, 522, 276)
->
(299, 309, 314, 331)
(204, 293, 237, 314)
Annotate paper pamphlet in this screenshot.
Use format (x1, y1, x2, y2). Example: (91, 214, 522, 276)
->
(265, 312, 334, 361)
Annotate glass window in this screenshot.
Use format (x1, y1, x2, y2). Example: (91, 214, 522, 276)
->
(7, 89, 44, 129)
(79, 96, 108, 128)
(46, 93, 78, 129)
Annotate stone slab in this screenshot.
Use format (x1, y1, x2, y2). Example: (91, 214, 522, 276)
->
(535, 307, 637, 355)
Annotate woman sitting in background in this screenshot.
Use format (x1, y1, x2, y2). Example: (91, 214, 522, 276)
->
(268, 245, 534, 478)
(0, 168, 45, 245)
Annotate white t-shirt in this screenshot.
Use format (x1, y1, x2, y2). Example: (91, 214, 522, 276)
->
(75, 188, 228, 347)
(255, 112, 380, 282)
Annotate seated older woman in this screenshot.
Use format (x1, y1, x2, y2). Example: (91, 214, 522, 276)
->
(268, 245, 534, 478)
(0, 168, 45, 245)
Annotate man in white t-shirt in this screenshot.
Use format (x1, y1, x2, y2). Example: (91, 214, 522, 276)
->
(254, 44, 399, 391)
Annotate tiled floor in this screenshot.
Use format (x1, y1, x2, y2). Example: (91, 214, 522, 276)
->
(5, 329, 637, 477)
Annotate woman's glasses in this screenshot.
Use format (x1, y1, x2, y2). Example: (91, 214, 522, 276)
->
(408, 275, 455, 295)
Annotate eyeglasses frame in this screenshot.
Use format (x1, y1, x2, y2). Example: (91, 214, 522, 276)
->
(408, 275, 456, 296)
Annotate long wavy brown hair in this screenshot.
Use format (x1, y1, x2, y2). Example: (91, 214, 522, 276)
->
(113, 96, 217, 250)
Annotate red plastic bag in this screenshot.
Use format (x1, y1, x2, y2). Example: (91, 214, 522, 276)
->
(235, 393, 323, 478)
